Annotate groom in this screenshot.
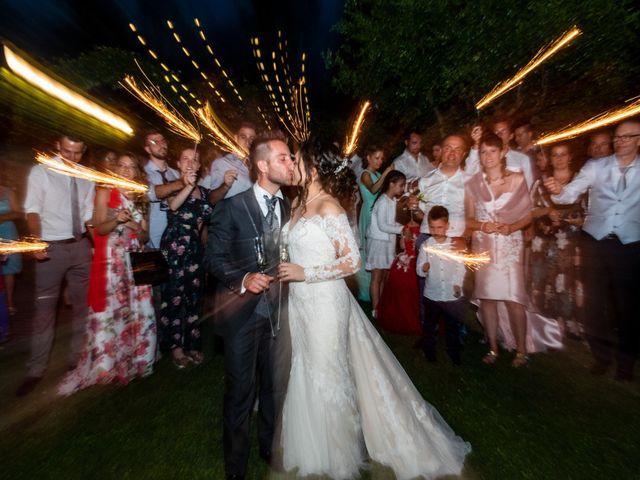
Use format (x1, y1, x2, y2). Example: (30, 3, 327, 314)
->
(206, 136, 294, 480)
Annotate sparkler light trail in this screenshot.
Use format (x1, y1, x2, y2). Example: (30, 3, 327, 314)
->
(423, 244, 490, 271)
(122, 74, 202, 143)
(195, 103, 248, 158)
(2, 43, 133, 135)
(536, 97, 640, 145)
(35, 153, 148, 193)
(0, 238, 48, 254)
(475, 26, 582, 111)
(343, 101, 371, 157)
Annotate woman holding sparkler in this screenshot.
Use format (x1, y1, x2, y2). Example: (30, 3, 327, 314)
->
(59, 153, 156, 395)
(277, 139, 470, 479)
(465, 134, 562, 367)
(159, 148, 213, 368)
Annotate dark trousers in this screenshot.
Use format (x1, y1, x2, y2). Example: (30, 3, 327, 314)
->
(581, 232, 640, 375)
(422, 296, 466, 361)
(223, 310, 275, 477)
(415, 233, 430, 320)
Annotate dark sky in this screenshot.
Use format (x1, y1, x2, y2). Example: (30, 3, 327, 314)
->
(0, 0, 345, 107)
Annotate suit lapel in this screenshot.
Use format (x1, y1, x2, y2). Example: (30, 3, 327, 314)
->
(279, 196, 291, 226)
(241, 188, 264, 236)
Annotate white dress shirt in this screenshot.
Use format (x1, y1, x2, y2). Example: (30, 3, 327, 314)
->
(367, 194, 403, 241)
(144, 160, 180, 249)
(23, 157, 95, 241)
(210, 153, 253, 199)
(418, 167, 470, 236)
(253, 183, 283, 229)
(465, 148, 534, 189)
(416, 237, 466, 302)
(393, 149, 434, 182)
(551, 155, 640, 244)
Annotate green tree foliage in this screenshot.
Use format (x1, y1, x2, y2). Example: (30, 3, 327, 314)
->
(327, 0, 640, 136)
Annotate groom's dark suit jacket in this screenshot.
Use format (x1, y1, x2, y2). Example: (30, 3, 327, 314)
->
(206, 187, 290, 338)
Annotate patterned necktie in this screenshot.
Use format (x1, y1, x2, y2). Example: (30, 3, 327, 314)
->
(70, 177, 82, 240)
(264, 195, 278, 228)
(616, 165, 631, 194)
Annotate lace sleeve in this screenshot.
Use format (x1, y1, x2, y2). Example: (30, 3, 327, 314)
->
(304, 213, 361, 283)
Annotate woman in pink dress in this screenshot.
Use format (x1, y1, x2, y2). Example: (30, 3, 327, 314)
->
(465, 134, 562, 367)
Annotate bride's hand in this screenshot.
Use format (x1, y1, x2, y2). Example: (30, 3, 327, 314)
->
(278, 262, 305, 282)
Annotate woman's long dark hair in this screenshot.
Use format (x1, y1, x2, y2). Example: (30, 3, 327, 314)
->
(296, 137, 357, 215)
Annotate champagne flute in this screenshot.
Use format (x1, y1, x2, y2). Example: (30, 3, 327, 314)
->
(254, 236, 268, 273)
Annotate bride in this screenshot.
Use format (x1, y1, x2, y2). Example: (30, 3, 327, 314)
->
(277, 139, 470, 480)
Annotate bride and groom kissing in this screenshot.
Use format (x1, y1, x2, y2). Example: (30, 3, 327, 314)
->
(207, 135, 470, 480)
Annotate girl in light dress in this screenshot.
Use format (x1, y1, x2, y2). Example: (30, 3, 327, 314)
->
(365, 170, 406, 317)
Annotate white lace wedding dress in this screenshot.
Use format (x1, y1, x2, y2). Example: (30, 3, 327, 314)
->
(281, 213, 471, 480)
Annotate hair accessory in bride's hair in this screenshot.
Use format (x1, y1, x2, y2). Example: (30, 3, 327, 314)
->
(334, 157, 349, 174)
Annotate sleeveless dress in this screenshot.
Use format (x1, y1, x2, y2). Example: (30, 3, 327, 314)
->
(355, 170, 381, 302)
(0, 190, 22, 275)
(467, 173, 563, 353)
(376, 223, 422, 335)
(58, 189, 156, 395)
(281, 213, 470, 480)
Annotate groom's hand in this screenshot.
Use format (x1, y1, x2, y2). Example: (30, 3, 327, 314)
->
(244, 272, 275, 294)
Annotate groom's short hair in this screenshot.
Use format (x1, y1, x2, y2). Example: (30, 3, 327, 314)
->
(249, 133, 286, 181)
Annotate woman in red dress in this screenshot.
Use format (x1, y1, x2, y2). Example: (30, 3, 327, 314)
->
(376, 201, 422, 335)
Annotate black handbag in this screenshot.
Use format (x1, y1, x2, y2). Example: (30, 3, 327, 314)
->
(128, 250, 170, 286)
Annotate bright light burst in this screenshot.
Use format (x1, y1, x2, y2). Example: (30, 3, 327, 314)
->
(35, 153, 148, 193)
(2, 44, 133, 135)
(475, 26, 582, 110)
(343, 101, 371, 157)
(536, 97, 640, 145)
(195, 102, 248, 158)
(423, 244, 490, 271)
(122, 74, 202, 143)
(0, 238, 48, 254)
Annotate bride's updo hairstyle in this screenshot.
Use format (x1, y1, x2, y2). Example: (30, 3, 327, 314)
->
(297, 137, 357, 214)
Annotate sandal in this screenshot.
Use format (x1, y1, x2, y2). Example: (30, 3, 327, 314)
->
(188, 351, 204, 365)
(482, 350, 499, 364)
(512, 352, 529, 368)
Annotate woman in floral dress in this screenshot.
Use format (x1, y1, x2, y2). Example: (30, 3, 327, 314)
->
(530, 142, 585, 338)
(159, 148, 213, 368)
(59, 153, 156, 395)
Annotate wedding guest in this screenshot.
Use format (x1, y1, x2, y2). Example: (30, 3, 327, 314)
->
(467, 118, 534, 188)
(159, 148, 213, 368)
(544, 120, 640, 381)
(198, 145, 223, 189)
(208, 122, 256, 204)
(465, 134, 562, 368)
(587, 130, 613, 159)
(530, 142, 585, 339)
(366, 170, 406, 318)
(356, 145, 392, 301)
(0, 171, 22, 315)
(17, 134, 94, 396)
(376, 197, 422, 335)
(417, 206, 467, 364)
(393, 130, 434, 186)
(58, 153, 156, 395)
(430, 141, 442, 169)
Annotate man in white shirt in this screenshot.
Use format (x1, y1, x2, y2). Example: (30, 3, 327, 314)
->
(392, 130, 434, 186)
(545, 120, 640, 382)
(207, 122, 257, 204)
(17, 135, 95, 396)
(466, 118, 534, 189)
(142, 129, 183, 249)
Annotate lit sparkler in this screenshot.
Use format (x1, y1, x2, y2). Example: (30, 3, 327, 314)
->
(536, 97, 640, 145)
(35, 153, 148, 193)
(0, 238, 48, 254)
(475, 26, 582, 110)
(343, 101, 371, 157)
(423, 244, 490, 271)
(195, 102, 248, 158)
(122, 74, 202, 143)
(2, 43, 133, 135)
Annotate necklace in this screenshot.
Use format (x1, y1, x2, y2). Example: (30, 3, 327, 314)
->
(486, 174, 505, 185)
(305, 191, 324, 205)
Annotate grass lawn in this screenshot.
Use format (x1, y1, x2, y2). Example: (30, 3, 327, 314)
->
(1, 303, 639, 480)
